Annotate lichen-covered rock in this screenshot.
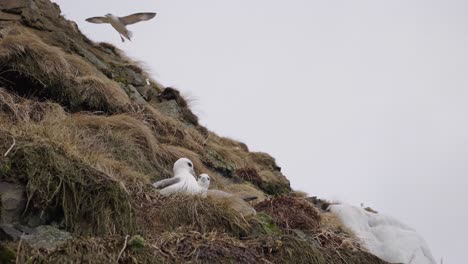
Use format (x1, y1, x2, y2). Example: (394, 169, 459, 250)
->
(22, 225, 72, 251)
(0, 224, 22, 241)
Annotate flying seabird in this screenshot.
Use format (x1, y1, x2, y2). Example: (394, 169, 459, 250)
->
(85, 12, 156, 42)
(152, 158, 201, 195)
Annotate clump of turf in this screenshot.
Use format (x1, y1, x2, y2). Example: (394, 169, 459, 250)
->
(133, 190, 252, 238)
(14, 236, 164, 264)
(255, 196, 321, 232)
(157, 228, 261, 263)
(249, 234, 389, 264)
(0, 27, 130, 113)
(1, 138, 133, 235)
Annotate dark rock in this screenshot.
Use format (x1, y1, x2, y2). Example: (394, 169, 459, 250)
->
(22, 225, 72, 251)
(0, 11, 21, 21)
(157, 87, 187, 106)
(135, 84, 158, 101)
(157, 100, 183, 119)
(71, 43, 109, 71)
(123, 84, 147, 104)
(0, 224, 22, 241)
(0, 182, 26, 224)
(0, 0, 31, 14)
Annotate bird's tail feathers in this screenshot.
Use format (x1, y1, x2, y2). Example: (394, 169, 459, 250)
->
(127, 30, 133, 40)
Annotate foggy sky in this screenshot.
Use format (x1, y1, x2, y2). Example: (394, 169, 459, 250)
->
(53, 0, 468, 262)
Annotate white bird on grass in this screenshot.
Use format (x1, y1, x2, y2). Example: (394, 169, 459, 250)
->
(86, 12, 156, 42)
(152, 158, 201, 195)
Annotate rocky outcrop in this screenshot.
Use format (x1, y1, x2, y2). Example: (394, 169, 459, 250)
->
(0, 0, 391, 263)
(22, 225, 72, 251)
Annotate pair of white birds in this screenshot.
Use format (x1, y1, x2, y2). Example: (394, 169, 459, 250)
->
(152, 158, 258, 216)
(152, 158, 211, 196)
(86, 12, 156, 42)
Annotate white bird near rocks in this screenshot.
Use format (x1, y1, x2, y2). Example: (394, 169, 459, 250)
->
(86, 12, 156, 42)
(152, 158, 201, 195)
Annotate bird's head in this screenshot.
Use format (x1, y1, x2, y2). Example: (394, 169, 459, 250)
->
(173, 158, 196, 178)
(197, 174, 211, 190)
(105, 13, 113, 18)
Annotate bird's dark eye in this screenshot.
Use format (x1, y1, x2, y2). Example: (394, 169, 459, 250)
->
(187, 162, 192, 168)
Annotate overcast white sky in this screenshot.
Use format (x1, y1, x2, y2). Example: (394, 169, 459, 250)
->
(53, 0, 468, 262)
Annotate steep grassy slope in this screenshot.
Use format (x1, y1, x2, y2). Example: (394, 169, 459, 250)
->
(0, 1, 389, 263)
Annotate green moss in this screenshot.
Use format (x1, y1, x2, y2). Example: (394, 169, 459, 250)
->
(203, 150, 235, 178)
(0, 245, 15, 264)
(0, 160, 12, 182)
(113, 75, 128, 85)
(255, 213, 282, 235)
(129, 235, 146, 250)
(261, 181, 291, 196)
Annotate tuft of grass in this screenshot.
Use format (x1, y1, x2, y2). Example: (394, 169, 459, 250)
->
(133, 190, 252, 238)
(254, 213, 282, 235)
(14, 236, 165, 264)
(0, 27, 130, 113)
(0, 244, 15, 264)
(128, 235, 146, 250)
(1, 137, 134, 235)
(255, 196, 321, 233)
(157, 229, 261, 263)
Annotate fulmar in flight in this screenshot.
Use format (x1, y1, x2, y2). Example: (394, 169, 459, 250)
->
(86, 12, 156, 42)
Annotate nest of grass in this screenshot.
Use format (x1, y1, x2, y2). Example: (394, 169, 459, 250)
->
(133, 189, 252, 238)
(255, 196, 321, 233)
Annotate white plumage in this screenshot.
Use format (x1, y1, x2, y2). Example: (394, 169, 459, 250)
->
(86, 12, 156, 42)
(153, 158, 201, 195)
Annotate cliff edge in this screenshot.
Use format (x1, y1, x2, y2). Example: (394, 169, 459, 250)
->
(0, 1, 391, 263)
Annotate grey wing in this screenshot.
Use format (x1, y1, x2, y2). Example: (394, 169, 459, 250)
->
(85, 16, 110, 24)
(152, 177, 180, 189)
(242, 196, 258, 202)
(120, 12, 156, 25)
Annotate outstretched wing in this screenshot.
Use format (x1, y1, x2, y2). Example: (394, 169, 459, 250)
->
(120, 12, 156, 25)
(152, 177, 180, 189)
(85, 16, 110, 24)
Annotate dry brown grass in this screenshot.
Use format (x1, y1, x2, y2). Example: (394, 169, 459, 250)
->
(223, 183, 267, 203)
(312, 212, 361, 251)
(0, 135, 133, 235)
(255, 196, 321, 232)
(157, 229, 261, 263)
(133, 190, 252, 238)
(0, 26, 130, 113)
(0, 88, 65, 123)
